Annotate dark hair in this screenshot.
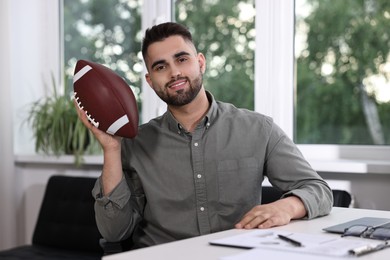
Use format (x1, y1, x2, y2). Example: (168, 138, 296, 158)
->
(141, 22, 194, 59)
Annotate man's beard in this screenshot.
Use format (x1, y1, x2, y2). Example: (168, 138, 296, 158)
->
(157, 73, 203, 106)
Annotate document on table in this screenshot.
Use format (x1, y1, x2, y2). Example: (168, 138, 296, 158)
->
(210, 230, 385, 257)
(220, 248, 337, 260)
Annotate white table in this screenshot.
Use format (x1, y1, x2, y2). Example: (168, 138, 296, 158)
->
(103, 207, 390, 260)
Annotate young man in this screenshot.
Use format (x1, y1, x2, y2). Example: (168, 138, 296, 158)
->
(76, 22, 333, 249)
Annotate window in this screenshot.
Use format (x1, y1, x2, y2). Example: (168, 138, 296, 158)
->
(295, 0, 390, 145)
(63, 0, 142, 115)
(173, 0, 255, 110)
(58, 0, 390, 164)
(253, 0, 389, 164)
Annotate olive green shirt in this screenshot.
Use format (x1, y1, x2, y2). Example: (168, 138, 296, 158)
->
(92, 92, 333, 248)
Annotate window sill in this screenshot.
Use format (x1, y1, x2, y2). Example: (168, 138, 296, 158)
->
(15, 154, 103, 166)
(299, 144, 390, 174)
(308, 159, 390, 174)
(14, 154, 390, 174)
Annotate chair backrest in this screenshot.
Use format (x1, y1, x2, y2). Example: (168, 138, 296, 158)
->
(261, 186, 352, 208)
(332, 189, 352, 208)
(32, 175, 102, 254)
(261, 186, 284, 204)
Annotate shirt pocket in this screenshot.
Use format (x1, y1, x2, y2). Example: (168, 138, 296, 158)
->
(217, 157, 261, 205)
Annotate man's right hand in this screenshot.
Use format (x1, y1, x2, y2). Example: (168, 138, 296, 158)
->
(74, 100, 124, 195)
(74, 100, 122, 151)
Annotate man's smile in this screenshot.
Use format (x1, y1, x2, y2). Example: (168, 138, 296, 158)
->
(168, 79, 188, 91)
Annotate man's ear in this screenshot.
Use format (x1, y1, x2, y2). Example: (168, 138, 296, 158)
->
(145, 73, 152, 87)
(198, 53, 206, 74)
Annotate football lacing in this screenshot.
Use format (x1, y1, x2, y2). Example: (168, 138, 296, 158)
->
(73, 92, 100, 128)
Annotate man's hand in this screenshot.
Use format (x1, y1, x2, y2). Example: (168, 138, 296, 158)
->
(74, 100, 124, 195)
(235, 196, 307, 229)
(74, 100, 122, 151)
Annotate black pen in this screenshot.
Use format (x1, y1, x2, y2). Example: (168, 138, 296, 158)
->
(277, 234, 303, 247)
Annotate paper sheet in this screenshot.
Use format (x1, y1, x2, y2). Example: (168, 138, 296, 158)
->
(220, 248, 337, 260)
(210, 230, 384, 257)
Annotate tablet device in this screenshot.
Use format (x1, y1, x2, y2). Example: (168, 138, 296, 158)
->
(323, 217, 390, 234)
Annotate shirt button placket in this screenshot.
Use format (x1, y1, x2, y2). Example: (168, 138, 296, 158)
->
(191, 132, 211, 235)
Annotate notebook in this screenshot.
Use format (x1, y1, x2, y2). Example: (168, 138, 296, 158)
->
(323, 217, 390, 234)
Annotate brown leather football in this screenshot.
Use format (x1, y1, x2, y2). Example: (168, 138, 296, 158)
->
(73, 59, 138, 138)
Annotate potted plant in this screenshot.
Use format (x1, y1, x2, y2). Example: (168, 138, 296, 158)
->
(26, 76, 101, 165)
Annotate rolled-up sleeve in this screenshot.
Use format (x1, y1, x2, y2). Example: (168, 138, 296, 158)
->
(92, 175, 141, 242)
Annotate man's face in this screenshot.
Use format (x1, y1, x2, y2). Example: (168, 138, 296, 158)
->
(145, 36, 206, 106)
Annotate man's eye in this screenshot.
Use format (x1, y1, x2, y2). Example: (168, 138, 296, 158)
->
(178, 57, 188, 63)
(154, 65, 166, 71)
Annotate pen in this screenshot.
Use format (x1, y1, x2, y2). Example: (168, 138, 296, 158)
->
(277, 234, 303, 247)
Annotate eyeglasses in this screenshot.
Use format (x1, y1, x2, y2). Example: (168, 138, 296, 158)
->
(342, 225, 390, 241)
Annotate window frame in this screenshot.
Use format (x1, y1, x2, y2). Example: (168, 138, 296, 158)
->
(254, 0, 390, 165)
(254, 0, 294, 138)
(141, 0, 171, 124)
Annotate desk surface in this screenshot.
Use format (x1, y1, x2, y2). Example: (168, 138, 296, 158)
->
(103, 207, 390, 260)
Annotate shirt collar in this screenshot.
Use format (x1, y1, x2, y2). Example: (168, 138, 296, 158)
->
(165, 91, 217, 133)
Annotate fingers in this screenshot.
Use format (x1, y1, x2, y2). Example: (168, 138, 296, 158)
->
(73, 98, 103, 139)
(73, 99, 102, 136)
(73, 99, 122, 150)
(235, 196, 307, 230)
(235, 204, 291, 230)
(73, 99, 93, 129)
(237, 215, 277, 229)
(235, 207, 269, 229)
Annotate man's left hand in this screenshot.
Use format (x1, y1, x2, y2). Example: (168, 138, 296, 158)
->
(235, 196, 307, 229)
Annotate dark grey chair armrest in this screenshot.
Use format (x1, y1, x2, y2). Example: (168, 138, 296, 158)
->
(99, 237, 134, 256)
(99, 239, 123, 255)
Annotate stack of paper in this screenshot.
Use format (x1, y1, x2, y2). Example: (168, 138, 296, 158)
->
(210, 230, 386, 259)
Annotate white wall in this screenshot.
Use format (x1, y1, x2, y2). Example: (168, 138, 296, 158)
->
(11, 0, 61, 155)
(322, 173, 390, 210)
(0, 0, 61, 250)
(0, 0, 17, 250)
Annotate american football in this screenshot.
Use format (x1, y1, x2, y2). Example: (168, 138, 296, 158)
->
(73, 59, 138, 138)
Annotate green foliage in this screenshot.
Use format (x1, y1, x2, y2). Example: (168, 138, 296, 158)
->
(27, 76, 101, 165)
(175, 0, 255, 110)
(295, 0, 390, 144)
(63, 0, 142, 108)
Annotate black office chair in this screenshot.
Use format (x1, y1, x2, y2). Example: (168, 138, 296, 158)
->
(261, 186, 352, 208)
(331, 189, 352, 208)
(0, 175, 103, 260)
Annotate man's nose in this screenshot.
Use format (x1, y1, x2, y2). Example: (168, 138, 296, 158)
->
(170, 64, 182, 78)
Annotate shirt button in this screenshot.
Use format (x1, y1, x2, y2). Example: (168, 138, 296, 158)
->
(200, 207, 205, 211)
(197, 174, 202, 179)
(194, 142, 199, 147)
